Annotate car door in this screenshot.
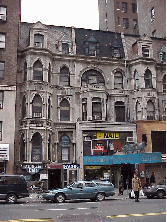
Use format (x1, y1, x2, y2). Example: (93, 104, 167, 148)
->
(83, 182, 98, 199)
(66, 182, 84, 199)
(0, 176, 7, 200)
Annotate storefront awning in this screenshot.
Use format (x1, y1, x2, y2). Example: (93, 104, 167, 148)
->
(47, 163, 63, 169)
(84, 152, 162, 165)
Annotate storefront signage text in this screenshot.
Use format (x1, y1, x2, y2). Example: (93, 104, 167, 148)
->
(22, 164, 43, 174)
(63, 164, 80, 169)
(97, 132, 119, 139)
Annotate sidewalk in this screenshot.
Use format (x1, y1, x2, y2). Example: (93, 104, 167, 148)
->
(113, 188, 145, 200)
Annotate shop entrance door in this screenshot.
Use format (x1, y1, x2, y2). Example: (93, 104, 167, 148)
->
(121, 164, 135, 189)
(48, 169, 61, 189)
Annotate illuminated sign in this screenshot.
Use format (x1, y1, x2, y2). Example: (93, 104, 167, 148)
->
(22, 164, 43, 174)
(97, 132, 119, 139)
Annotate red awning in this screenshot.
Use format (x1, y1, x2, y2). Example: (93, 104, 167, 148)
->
(47, 163, 63, 169)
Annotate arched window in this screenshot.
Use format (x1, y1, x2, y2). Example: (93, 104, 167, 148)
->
(48, 135, 51, 161)
(114, 72, 123, 89)
(60, 66, 69, 86)
(144, 69, 152, 88)
(33, 60, 43, 81)
(24, 62, 27, 81)
(48, 63, 51, 83)
(22, 96, 26, 118)
(32, 132, 42, 162)
(147, 100, 155, 120)
(134, 70, 139, 89)
(81, 69, 105, 86)
(32, 94, 42, 118)
(115, 101, 125, 122)
(20, 134, 25, 162)
(61, 134, 70, 161)
(136, 101, 141, 120)
(163, 75, 166, 92)
(60, 99, 70, 121)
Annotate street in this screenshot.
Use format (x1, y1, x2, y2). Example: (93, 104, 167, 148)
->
(0, 190, 166, 222)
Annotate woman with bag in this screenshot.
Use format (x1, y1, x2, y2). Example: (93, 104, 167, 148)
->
(132, 173, 141, 202)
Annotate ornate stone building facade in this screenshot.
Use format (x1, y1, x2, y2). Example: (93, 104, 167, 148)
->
(15, 21, 166, 189)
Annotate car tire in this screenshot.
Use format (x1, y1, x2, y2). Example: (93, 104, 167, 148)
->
(54, 193, 65, 203)
(6, 194, 17, 204)
(157, 190, 165, 199)
(95, 193, 105, 201)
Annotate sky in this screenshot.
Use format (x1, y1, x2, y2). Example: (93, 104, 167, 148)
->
(21, 0, 99, 30)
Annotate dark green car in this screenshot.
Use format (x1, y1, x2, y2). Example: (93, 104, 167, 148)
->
(42, 180, 115, 203)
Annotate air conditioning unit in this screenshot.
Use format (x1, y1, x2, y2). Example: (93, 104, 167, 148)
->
(34, 42, 42, 47)
(126, 137, 134, 142)
(0, 15, 6, 20)
(34, 112, 42, 118)
(162, 115, 166, 121)
(0, 103, 3, 109)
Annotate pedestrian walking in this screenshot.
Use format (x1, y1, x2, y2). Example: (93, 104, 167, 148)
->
(118, 175, 124, 195)
(150, 172, 156, 184)
(132, 173, 141, 202)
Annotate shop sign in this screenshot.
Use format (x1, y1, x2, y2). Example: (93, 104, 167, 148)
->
(22, 164, 43, 174)
(0, 144, 9, 161)
(85, 166, 102, 169)
(84, 156, 113, 165)
(63, 164, 80, 169)
(97, 132, 119, 139)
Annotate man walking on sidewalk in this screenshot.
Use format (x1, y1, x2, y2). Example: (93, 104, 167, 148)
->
(132, 173, 141, 202)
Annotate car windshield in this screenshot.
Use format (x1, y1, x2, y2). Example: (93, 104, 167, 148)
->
(157, 180, 166, 185)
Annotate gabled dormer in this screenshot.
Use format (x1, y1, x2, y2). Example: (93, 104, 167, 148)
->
(132, 34, 153, 58)
(30, 21, 48, 48)
(84, 34, 99, 56)
(58, 30, 72, 54)
(111, 34, 123, 58)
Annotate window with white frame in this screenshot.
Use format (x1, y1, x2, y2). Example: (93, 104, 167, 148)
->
(0, 91, 3, 109)
(60, 66, 70, 86)
(92, 97, 102, 120)
(136, 101, 141, 120)
(34, 34, 44, 47)
(147, 100, 155, 120)
(133, 19, 138, 29)
(144, 69, 152, 88)
(0, 7, 6, 20)
(32, 94, 42, 118)
(134, 70, 139, 89)
(163, 75, 166, 92)
(60, 99, 70, 121)
(123, 18, 129, 29)
(115, 101, 125, 122)
(122, 2, 128, 12)
(114, 72, 123, 89)
(0, 122, 2, 141)
(81, 69, 105, 86)
(82, 98, 87, 121)
(0, 62, 4, 78)
(0, 34, 5, 48)
(33, 60, 43, 81)
(142, 46, 149, 57)
(61, 135, 70, 161)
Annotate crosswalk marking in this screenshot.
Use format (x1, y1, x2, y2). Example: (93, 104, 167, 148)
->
(0, 219, 53, 222)
(107, 212, 166, 218)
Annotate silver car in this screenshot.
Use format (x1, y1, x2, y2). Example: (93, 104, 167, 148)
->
(143, 179, 166, 199)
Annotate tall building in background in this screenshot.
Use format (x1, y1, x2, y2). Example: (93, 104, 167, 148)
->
(0, 0, 21, 174)
(98, 0, 139, 35)
(98, 0, 166, 38)
(137, 0, 166, 38)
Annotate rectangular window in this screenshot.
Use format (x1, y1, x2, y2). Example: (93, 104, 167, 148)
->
(123, 18, 129, 29)
(92, 98, 102, 120)
(0, 91, 3, 109)
(142, 46, 149, 57)
(62, 147, 69, 161)
(152, 30, 156, 37)
(62, 43, 69, 54)
(117, 2, 119, 9)
(82, 98, 87, 121)
(151, 7, 155, 20)
(133, 19, 138, 29)
(0, 62, 4, 78)
(132, 3, 137, 13)
(118, 17, 120, 25)
(122, 2, 128, 12)
(0, 122, 2, 141)
(34, 34, 43, 47)
(0, 7, 6, 20)
(0, 34, 5, 48)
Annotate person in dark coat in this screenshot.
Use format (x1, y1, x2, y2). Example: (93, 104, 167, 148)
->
(150, 172, 156, 184)
(118, 175, 124, 195)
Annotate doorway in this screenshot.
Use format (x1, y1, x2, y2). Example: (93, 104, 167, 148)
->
(121, 164, 135, 189)
(48, 169, 61, 189)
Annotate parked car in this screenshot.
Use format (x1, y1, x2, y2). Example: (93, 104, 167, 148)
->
(143, 179, 166, 199)
(0, 175, 29, 204)
(42, 180, 115, 203)
(92, 180, 114, 187)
